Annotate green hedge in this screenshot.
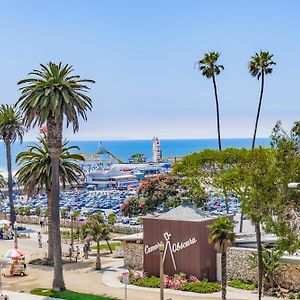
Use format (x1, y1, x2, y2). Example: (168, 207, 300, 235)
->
(228, 278, 256, 291)
(289, 292, 300, 299)
(134, 276, 160, 288)
(179, 281, 221, 293)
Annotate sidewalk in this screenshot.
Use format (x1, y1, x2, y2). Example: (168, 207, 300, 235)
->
(101, 259, 279, 300)
(0, 290, 57, 300)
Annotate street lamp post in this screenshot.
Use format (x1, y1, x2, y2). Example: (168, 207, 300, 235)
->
(158, 241, 165, 300)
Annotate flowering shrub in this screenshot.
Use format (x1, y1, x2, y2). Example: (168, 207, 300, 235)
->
(164, 273, 187, 289)
(130, 273, 207, 291)
(189, 275, 199, 283)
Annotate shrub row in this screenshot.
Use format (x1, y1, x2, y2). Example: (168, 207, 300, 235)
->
(179, 281, 221, 293)
(228, 278, 257, 291)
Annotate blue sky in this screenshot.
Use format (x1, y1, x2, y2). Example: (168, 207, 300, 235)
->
(0, 0, 299, 140)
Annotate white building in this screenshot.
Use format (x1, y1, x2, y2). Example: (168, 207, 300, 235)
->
(152, 136, 161, 162)
(86, 169, 138, 189)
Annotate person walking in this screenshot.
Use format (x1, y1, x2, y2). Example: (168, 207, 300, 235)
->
(83, 243, 89, 259)
(37, 232, 42, 248)
(39, 216, 45, 228)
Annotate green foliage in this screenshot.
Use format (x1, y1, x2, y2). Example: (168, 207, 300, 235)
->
(16, 206, 31, 216)
(249, 246, 282, 289)
(133, 276, 160, 288)
(107, 213, 117, 225)
(128, 175, 206, 215)
(248, 51, 276, 80)
(82, 213, 110, 243)
(208, 217, 236, 253)
(35, 206, 41, 216)
(289, 292, 300, 299)
(0, 175, 6, 188)
(91, 242, 121, 251)
(228, 279, 256, 291)
(0, 104, 25, 144)
(174, 142, 300, 253)
(61, 208, 68, 219)
(15, 136, 85, 194)
(30, 288, 117, 299)
(128, 153, 146, 163)
(179, 281, 221, 293)
(196, 51, 224, 78)
(17, 62, 95, 133)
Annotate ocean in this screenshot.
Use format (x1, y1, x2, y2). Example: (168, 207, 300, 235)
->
(0, 138, 270, 172)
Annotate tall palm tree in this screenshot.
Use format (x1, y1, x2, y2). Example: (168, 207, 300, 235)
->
(208, 217, 235, 300)
(17, 62, 94, 291)
(249, 51, 276, 149)
(196, 52, 224, 150)
(15, 135, 85, 260)
(0, 104, 25, 249)
(248, 51, 276, 300)
(0, 174, 7, 219)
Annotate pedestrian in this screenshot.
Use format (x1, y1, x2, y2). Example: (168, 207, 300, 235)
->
(75, 244, 80, 262)
(68, 244, 73, 261)
(39, 216, 45, 228)
(83, 243, 89, 259)
(37, 232, 42, 248)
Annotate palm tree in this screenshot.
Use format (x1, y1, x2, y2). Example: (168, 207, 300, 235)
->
(0, 104, 25, 249)
(208, 217, 235, 300)
(248, 51, 276, 149)
(196, 52, 224, 150)
(15, 135, 85, 260)
(82, 213, 110, 270)
(248, 51, 276, 300)
(70, 210, 80, 251)
(17, 62, 94, 291)
(0, 174, 7, 219)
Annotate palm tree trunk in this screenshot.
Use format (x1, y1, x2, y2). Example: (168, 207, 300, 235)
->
(255, 222, 263, 300)
(47, 189, 53, 261)
(106, 239, 112, 254)
(252, 71, 264, 149)
(239, 211, 244, 233)
(48, 116, 65, 291)
(95, 240, 101, 270)
(221, 251, 227, 300)
(212, 74, 222, 151)
(5, 141, 18, 249)
(70, 217, 74, 251)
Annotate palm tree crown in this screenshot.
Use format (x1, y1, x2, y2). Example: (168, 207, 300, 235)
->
(0, 175, 5, 188)
(15, 136, 85, 192)
(17, 62, 95, 132)
(248, 51, 276, 79)
(0, 104, 25, 143)
(196, 51, 224, 78)
(208, 217, 236, 252)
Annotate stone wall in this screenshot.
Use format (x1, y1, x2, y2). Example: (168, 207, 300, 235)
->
(277, 264, 300, 291)
(123, 242, 143, 270)
(226, 247, 300, 291)
(226, 247, 258, 281)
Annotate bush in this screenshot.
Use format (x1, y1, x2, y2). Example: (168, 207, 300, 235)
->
(289, 292, 300, 299)
(164, 273, 187, 289)
(135, 276, 160, 288)
(180, 281, 221, 293)
(229, 278, 257, 291)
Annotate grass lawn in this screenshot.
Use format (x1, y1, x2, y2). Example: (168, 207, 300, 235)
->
(31, 288, 118, 300)
(91, 241, 121, 251)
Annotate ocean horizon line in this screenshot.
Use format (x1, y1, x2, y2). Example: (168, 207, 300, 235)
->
(14, 137, 271, 143)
